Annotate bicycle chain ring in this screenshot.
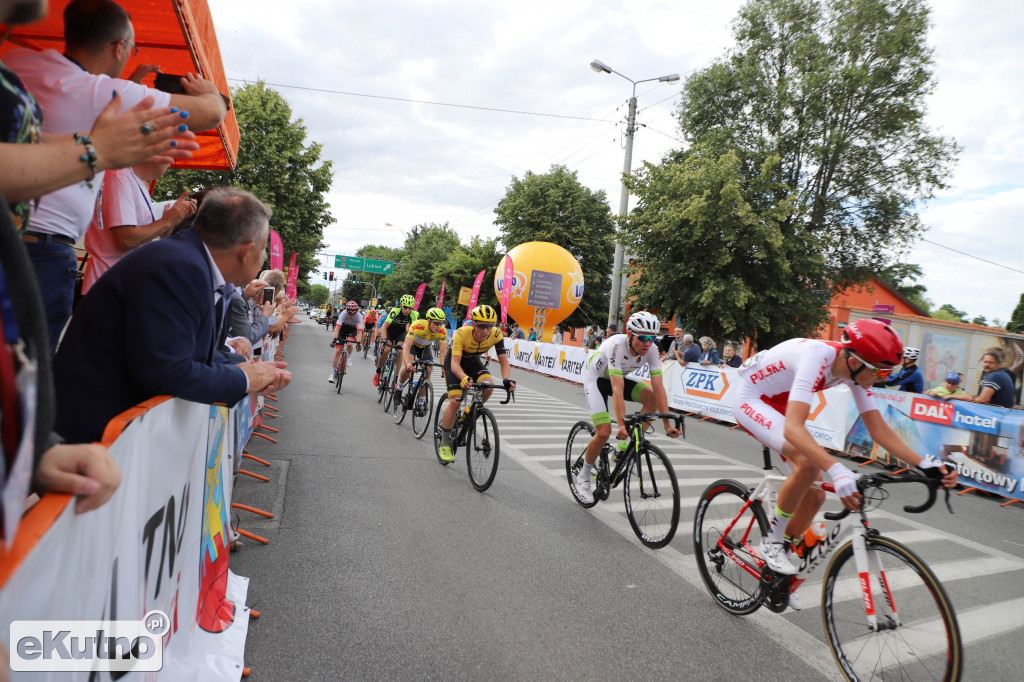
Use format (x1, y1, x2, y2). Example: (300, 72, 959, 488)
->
(760, 572, 791, 613)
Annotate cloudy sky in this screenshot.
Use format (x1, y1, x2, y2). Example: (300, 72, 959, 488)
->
(208, 0, 1023, 325)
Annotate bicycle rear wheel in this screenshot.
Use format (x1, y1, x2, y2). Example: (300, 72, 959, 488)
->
(466, 407, 499, 492)
(432, 394, 452, 466)
(376, 357, 390, 404)
(693, 480, 769, 615)
(411, 381, 434, 439)
(564, 420, 598, 509)
(823, 535, 963, 682)
(623, 443, 679, 549)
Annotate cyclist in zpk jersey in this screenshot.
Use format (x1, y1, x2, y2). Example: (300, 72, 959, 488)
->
(374, 295, 420, 386)
(329, 301, 363, 382)
(394, 307, 448, 401)
(573, 311, 681, 504)
(437, 305, 515, 462)
(734, 318, 957, 609)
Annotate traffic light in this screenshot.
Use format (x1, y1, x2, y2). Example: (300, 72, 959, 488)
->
(329, 272, 334, 281)
(323, 272, 327, 280)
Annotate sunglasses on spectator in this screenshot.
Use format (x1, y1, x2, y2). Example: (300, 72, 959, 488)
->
(474, 323, 494, 330)
(634, 334, 657, 343)
(850, 352, 896, 378)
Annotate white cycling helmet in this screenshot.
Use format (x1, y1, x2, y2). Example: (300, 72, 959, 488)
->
(626, 311, 660, 334)
(902, 346, 920, 361)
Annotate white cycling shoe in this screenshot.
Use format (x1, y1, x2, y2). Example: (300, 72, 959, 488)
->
(788, 589, 803, 611)
(574, 474, 595, 505)
(758, 540, 797, 575)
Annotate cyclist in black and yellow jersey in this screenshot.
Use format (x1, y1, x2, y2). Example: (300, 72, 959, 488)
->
(438, 305, 515, 462)
(394, 307, 448, 399)
(373, 294, 420, 386)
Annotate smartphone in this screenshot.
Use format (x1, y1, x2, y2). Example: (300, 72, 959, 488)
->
(262, 287, 275, 304)
(153, 73, 186, 95)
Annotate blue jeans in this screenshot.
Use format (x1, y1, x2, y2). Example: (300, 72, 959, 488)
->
(23, 239, 77, 355)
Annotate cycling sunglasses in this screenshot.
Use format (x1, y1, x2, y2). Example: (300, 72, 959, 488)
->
(635, 334, 657, 343)
(850, 352, 896, 378)
(474, 323, 495, 330)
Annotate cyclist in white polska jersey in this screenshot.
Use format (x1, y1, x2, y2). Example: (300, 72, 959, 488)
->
(573, 311, 681, 504)
(733, 318, 957, 608)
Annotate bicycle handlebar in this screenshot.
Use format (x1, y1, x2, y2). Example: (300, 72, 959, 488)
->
(622, 412, 685, 433)
(468, 382, 516, 404)
(822, 470, 948, 521)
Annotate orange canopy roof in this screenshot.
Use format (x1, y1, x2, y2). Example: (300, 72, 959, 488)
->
(1, 0, 238, 170)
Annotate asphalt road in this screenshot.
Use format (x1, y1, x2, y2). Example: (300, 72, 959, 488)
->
(231, 321, 1024, 681)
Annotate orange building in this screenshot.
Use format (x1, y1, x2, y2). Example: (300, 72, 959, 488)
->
(820, 277, 927, 341)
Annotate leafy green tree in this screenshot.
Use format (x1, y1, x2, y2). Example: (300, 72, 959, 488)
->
(493, 165, 615, 328)
(623, 146, 828, 346)
(646, 0, 959, 338)
(377, 223, 462, 312)
(932, 303, 968, 323)
(1007, 294, 1024, 333)
(432, 236, 503, 320)
(878, 263, 932, 314)
(971, 315, 988, 326)
(307, 284, 329, 306)
(155, 81, 334, 290)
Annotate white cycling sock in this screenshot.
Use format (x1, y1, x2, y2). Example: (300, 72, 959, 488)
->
(580, 463, 593, 479)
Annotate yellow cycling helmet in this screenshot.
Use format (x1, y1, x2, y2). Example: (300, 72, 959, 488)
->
(470, 305, 498, 324)
(425, 307, 446, 321)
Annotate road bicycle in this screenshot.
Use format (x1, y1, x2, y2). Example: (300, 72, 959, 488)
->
(565, 412, 684, 549)
(693, 445, 961, 681)
(432, 382, 515, 492)
(362, 329, 373, 359)
(330, 335, 358, 394)
(392, 359, 443, 439)
(376, 342, 400, 409)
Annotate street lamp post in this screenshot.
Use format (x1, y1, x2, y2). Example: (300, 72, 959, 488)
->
(590, 59, 679, 330)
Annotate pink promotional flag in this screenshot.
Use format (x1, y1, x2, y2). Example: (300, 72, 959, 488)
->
(500, 254, 514, 324)
(465, 269, 486, 321)
(269, 230, 284, 271)
(285, 252, 298, 301)
(413, 282, 427, 310)
(437, 280, 446, 309)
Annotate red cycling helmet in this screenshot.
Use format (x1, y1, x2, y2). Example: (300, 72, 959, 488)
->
(841, 319, 903, 367)
(346, 301, 358, 313)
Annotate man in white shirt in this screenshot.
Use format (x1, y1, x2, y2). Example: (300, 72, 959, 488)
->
(82, 162, 194, 293)
(5, 0, 227, 352)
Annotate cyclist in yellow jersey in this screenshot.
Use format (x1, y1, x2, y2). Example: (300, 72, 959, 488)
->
(394, 307, 448, 399)
(438, 305, 515, 462)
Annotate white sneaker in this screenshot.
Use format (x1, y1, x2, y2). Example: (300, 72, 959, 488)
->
(328, 371, 335, 383)
(788, 589, 803, 611)
(575, 473, 595, 504)
(758, 540, 797, 575)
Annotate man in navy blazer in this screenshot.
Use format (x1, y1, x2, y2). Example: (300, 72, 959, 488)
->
(53, 187, 292, 443)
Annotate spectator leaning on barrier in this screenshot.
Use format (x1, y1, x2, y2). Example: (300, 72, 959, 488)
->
(719, 343, 742, 368)
(551, 325, 562, 344)
(228, 279, 273, 350)
(528, 327, 538, 341)
(82, 162, 196, 294)
(925, 372, 967, 399)
(4, 0, 227, 354)
(698, 336, 720, 366)
(878, 346, 924, 393)
(945, 348, 1016, 408)
(53, 187, 292, 444)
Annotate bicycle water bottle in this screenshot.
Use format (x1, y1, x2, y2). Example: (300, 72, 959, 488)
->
(792, 522, 827, 558)
(610, 439, 629, 469)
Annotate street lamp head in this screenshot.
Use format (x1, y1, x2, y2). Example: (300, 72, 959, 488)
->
(590, 59, 612, 74)
(659, 73, 681, 83)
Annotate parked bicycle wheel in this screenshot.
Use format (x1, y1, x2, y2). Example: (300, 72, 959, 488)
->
(432, 394, 453, 466)
(623, 443, 679, 549)
(693, 479, 769, 615)
(823, 535, 963, 682)
(411, 380, 434, 439)
(466, 407, 499, 492)
(565, 420, 599, 509)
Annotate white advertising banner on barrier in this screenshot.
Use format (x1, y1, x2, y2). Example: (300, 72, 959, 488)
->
(0, 399, 250, 680)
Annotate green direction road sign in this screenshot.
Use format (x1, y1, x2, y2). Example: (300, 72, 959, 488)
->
(333, 254, 394, 274)
(363, 259, 394, 274)
(334, 255, 365, 269)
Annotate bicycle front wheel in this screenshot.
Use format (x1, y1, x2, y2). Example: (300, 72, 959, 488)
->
(693, 480, 769, 615)
(622, 443, 679, 549)
(432, 394, 452, 466)
(363, 339, 370, 359)
(382, 364, 397, 412)
(564, 420, 599, 509)
(376, 360, 389, 404)
(466, 407, 499, 492)
(336, 352, 346, 394)
(411, 381, 435, 439)
(392, 385, 408, 424)
(823, 535, 963, 682)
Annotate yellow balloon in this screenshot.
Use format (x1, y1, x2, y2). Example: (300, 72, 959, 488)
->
(493, 242, 584, 342)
